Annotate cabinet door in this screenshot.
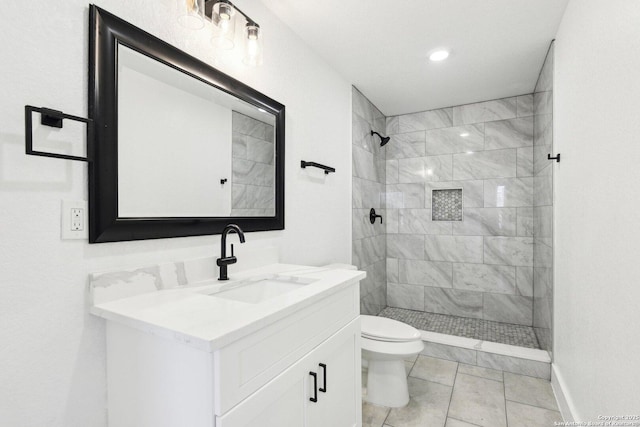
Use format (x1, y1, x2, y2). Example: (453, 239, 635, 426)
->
(305, 319, 361, 427)
(215, 370, 305, 427)
(216, 319, 360, 427)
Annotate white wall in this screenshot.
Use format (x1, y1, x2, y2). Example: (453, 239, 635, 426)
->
(554, 0, 640, 419)
(0, 1, 352, 425)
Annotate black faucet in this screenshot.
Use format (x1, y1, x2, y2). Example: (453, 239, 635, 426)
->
(217, 224, 246, 281)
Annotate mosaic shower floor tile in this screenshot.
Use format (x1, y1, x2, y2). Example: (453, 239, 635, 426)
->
(379, 307, 540, 349)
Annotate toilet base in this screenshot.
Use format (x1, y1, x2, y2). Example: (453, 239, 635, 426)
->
(363, 359, 409, 408)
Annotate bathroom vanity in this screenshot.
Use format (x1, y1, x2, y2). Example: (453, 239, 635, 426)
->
(90, 263, 364, 427)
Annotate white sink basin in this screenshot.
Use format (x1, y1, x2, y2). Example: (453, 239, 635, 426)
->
(205, 275, 317, 304)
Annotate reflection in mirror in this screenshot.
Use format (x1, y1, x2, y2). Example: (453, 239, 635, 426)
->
(117, 44, 275, 218)
(231, 112, 276, 216)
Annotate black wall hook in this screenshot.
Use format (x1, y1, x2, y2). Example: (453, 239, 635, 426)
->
(369, 208, 383, 224)
(548, 153, 560, 162)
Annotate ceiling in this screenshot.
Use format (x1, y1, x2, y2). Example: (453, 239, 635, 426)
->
(259, 0, 569, 116)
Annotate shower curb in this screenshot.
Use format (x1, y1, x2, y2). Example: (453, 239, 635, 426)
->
(419, 330, 551, 380)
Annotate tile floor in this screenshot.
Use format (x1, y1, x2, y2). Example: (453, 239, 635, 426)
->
(363, 354, 562, 427)
(379, 307, 540, 349)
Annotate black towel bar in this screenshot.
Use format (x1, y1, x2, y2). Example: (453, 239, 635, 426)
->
(300, 160, 335, 174)
(25, 105, 93, 162)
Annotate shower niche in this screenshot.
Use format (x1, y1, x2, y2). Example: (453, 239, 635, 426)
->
(430, 189, 463, 221)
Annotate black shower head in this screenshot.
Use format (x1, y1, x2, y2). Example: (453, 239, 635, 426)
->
(371, 130, 391, 147)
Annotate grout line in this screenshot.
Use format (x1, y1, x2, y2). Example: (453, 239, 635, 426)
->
(381, 403, 392, 427)
(500, 368, 555, 382)
(504, 397, 561, 413)
(456, 366, 504, 383)
(503, 374, 510, 427)
(444, 360, 459, 421)
(447, 417, 484, 427)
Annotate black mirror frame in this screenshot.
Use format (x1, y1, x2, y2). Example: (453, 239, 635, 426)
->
(88, 5, 285, 243)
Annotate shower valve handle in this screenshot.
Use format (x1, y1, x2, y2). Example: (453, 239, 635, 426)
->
(369, 208, 383, 224)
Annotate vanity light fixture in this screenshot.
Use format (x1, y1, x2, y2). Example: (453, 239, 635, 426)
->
(429, 49, 450, 62)
(176, 0, 264, 66)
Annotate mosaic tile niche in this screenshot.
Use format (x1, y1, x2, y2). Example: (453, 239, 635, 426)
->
(432, 189, 463, 221)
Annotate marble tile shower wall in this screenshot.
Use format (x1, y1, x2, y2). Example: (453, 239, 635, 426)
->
(352, 87, 387, 315)
(231, 112, 275, 216)
(385, 95, 536, 326)
(532, 43, 554, 353)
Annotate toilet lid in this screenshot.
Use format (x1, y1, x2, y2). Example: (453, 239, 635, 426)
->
(361, 315, 421, 342)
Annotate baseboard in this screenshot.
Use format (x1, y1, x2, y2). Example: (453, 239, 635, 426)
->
(551, 364, 577, 422)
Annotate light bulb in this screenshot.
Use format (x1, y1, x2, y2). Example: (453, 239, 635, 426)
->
(211, 1, 236, 50)
(243, 24, 263, 66)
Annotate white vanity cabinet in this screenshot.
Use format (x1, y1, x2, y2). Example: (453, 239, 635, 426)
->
(101, 271, 362, 427)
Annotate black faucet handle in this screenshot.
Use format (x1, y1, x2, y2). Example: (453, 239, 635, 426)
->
(217, 256, 237, 266)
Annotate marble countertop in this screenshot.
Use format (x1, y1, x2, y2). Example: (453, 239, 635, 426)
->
(90, 263, 365, 352)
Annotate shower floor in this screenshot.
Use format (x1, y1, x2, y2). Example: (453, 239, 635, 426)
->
(378, 307, 540, 349)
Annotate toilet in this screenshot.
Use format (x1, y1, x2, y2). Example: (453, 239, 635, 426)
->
(361, 315, 424, 408)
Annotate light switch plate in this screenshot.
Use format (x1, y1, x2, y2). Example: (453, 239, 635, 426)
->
(61, 200, 88, 240)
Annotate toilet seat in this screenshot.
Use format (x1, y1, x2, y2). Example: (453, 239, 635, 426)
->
(361, 335, 424, 358)
(361, 315, 421, 342)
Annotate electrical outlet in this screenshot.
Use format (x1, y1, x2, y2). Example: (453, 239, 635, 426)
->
(62, 200, 88, 240)
(71, 208, 84, 231)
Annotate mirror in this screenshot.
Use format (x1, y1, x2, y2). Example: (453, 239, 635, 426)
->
(89, 6, 285, 243)
(117, 45, 276, 218)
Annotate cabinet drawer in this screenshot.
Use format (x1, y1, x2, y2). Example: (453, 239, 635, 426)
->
(214, 284, 359, 415)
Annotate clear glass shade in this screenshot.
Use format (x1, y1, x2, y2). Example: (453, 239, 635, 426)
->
(210, 2, 236, 50)
(176, 0, 264, 64)
(243, 24, 263, 67)
(176, 0, 204, 30)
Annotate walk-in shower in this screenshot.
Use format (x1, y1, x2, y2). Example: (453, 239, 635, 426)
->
(352, 42, 554, 356)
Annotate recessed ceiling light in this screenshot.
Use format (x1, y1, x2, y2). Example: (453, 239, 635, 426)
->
(429, 49, 450, 62)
